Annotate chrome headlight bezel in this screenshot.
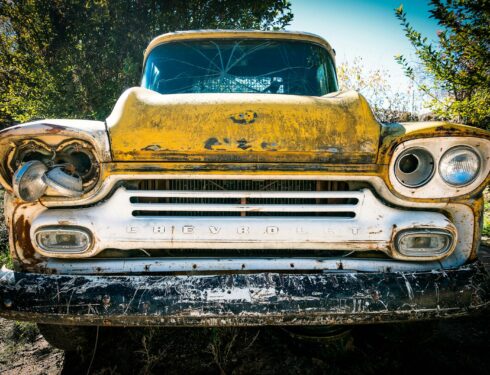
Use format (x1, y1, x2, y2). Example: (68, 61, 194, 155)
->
(388, 137, 489, 199)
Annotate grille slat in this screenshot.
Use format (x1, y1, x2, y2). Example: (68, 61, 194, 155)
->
(128, 180, 359, 218)
(136, 179, 322, 192)
(131, 203, 358, 212)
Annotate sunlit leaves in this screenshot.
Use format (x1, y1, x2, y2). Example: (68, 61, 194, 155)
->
(337, 57, 420, 123)
(395, 0, 490, 129)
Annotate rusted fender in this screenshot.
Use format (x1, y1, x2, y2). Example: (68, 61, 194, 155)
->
(0, 262, 488, 327)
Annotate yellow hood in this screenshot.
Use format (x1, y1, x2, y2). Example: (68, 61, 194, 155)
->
(106, 88, 380, 163)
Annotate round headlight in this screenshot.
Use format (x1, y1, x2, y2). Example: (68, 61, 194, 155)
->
(13, 160, 48, 202)
(394, 147, 435, 187)
(439, 146, 480, 186)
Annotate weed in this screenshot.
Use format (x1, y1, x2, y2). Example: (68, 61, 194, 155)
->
(483, 189, 490, 237)
(0, 189, 11, 268)
(206, 328, 260, 375)
(137, 328, 169, 375)
(9, 322, 40, 344)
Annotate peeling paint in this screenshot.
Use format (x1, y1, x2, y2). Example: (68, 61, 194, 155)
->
(142, 144, 162, 151)
(229, 111, 257, 125)
(0, 262, 488, 326)
(204, 138, 221, 150)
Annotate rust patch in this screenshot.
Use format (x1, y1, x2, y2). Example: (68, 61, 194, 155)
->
(13, 215, 37, 262)
(435, 126, 458, 133)
(44, 125, 67, 134)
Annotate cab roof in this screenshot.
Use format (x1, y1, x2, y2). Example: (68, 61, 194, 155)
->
(144, 30, 336, 64)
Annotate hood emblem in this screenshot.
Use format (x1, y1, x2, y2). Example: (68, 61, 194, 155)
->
(230, 110, 257, 125)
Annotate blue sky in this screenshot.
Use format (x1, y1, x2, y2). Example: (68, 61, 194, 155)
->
(287, 0, 440, 88)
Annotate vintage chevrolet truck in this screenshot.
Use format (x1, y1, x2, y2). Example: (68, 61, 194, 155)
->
(0, 30, 489, 348)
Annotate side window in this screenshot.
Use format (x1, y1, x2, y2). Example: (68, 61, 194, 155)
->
(316, 64, 327, 95)
(324, 59, 339, 93)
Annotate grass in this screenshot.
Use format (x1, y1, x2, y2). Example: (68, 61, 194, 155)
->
(0, 321, 40, 367)
(0, 189, 11, 268)
(9, 322, 40, 343)
(483, 199, 490, 237)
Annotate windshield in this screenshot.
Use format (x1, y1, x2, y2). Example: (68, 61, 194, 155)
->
(142, 39, 338, 96)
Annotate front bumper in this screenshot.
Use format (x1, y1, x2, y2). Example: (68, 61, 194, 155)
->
(0, 261, 489, 326)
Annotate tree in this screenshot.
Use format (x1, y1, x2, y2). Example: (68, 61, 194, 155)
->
(0, 0, 293, 126)
(337, 57, 420, 123)
(395, 0, 490, 129)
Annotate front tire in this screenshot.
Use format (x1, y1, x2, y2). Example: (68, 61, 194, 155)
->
(281, 326, 354, 356)
(37, 323, 97, 352)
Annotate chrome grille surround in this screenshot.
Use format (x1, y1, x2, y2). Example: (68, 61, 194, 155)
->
(23, 174, 474, 270)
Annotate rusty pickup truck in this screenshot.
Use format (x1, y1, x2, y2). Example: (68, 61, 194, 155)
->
(0, 30, 489, 347)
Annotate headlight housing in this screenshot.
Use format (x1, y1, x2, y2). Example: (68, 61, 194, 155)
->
(9, 139, 100, 201)
(394, 147, 435, 187)
(439, 146, 481, 186)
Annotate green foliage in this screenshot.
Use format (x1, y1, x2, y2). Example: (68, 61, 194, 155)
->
(0, 250, 11, 269)
(395, 1, 490, 129)
(0, 189, 10, 269)
(0, 0, 293, 127)
(10, 322, 40, 344)
(483, 192, 490, 237)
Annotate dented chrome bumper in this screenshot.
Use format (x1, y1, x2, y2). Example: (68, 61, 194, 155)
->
(0, 261, 488, 326)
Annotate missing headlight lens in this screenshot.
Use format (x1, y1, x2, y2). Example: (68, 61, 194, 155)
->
(394, 147, 435, 187)
(439, 146, 480, 186)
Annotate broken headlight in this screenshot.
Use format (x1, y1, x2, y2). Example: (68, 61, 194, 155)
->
(13, 160, 49, 202)
(10, 139, 99, 201)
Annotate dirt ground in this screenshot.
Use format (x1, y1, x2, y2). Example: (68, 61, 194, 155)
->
(1, 315, 489, 375)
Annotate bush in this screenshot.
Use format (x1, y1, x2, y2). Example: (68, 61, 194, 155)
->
(0, 190, 10, 268)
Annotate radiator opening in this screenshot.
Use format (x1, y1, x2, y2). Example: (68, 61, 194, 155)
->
(131, 210, 356, 218)
(125, 179, 363, 218)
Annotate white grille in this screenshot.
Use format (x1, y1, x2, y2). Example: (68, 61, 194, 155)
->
(128, 189, 361, 217)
